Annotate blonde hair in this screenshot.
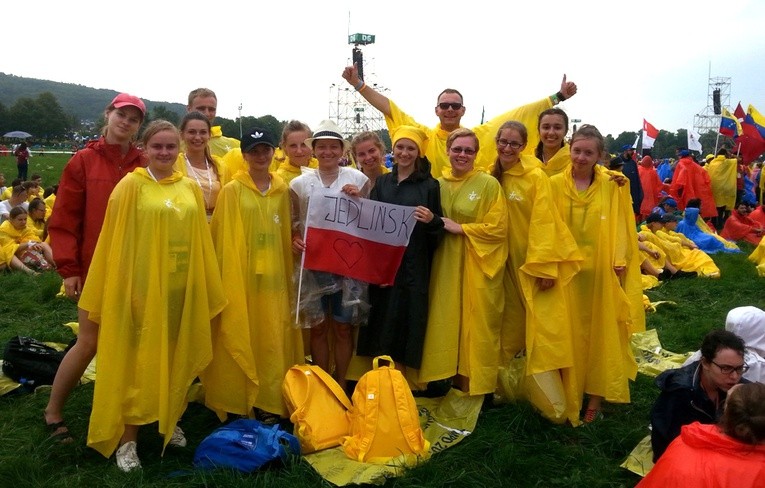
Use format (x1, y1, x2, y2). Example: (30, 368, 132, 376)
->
(350, 131, 385, 157)
(446, 128, 479, 153)
(141, 120, 179, 147)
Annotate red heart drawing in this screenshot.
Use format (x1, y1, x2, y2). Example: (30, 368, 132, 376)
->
(333, 239, 364, 268)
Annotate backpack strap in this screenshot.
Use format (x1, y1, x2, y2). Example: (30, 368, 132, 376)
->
(355, 366, 380, 461)
(372, 355, 395, 370)
(388, 368, 429, 454)
(306, 365, 352, 410)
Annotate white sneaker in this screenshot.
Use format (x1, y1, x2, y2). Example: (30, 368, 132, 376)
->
(168, 426, 187, 448)
(115, 441, 141, 472)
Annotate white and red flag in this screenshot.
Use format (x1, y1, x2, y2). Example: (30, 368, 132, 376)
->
(643, 119, 659, 149)
(303, 187, 417, 286)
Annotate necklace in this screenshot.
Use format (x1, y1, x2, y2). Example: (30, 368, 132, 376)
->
(185, 155, 214, 202)
(146, 167, 181, 213)
(317, 168, 340, 188)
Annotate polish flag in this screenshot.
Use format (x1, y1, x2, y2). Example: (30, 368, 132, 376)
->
(643, 119, 659, 149)
(302, 187, 417, 285)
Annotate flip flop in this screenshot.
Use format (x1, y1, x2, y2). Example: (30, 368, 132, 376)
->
(46, 420, 74, 444)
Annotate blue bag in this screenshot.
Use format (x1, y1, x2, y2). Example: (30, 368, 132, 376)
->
(193, 419, 301, 472)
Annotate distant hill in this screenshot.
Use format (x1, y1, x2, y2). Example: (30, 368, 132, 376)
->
(0, 72, 186, 122)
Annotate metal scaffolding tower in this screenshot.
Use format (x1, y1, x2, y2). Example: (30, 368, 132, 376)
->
(694, 75, 731, 134)
(329, 33, 389, 139)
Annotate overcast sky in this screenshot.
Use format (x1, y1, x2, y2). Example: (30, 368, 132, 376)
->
(6, 0, 764, 137)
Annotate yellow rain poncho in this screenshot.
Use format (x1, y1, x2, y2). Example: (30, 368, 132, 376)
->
(203, 171, 303, 418)
(416, 170, 508, 395)
(538, 144, 572, 177)
(208, 126, 240, 158)
(385, 98, 553, 178)
(0, 220, 39, 266)
(640, 226, 721, 277)
(550, 167, 639, 404)
(80, 168, 226, 458)
(499, 154, 582, 369)
(705, 155, 737, 210)
(276, 157, 320, 185)
(499, 154, 583, 424)
(748, 238, 765, 276)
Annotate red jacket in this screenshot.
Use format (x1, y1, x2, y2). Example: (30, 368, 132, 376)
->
(720, 210, 764, 245)
(638, 157, 663, 216)
(638, 422, 765, 488)
(48, 137, 146, 280)
(669, 157, 717, 218)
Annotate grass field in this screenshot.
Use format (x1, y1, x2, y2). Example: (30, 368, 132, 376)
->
(0, 159, 763, 486)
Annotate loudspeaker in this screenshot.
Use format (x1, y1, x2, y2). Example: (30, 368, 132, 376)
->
(713, 89, 721, 115)
(352, 48, 364, 81)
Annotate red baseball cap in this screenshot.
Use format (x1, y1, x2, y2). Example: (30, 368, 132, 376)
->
(110, 93, 146, 116)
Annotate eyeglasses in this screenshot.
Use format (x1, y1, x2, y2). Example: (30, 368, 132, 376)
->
(449, 147, 476, 156)
(437, 102, 463, 110)
(496, 139, 524, 150)
(711, 360, 749, 375)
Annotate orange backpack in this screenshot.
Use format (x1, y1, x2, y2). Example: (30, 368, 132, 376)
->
(282, 364, 352, 453)
(342, 356, 430, 465)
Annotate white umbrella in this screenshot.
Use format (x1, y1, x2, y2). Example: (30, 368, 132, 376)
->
(3, 131, 33, 138)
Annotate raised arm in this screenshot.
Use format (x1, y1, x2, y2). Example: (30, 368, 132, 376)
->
(342, 63, 392, 117)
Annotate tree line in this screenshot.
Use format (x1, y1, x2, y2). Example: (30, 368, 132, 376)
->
(0, 90, 729, 159)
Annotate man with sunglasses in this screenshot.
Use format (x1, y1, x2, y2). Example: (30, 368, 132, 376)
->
(650, 329, 750, 461)
(342, 64, 576, 178)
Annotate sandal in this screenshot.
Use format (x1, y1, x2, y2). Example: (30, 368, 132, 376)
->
(46, 420, 74, 444)
(583, 409, 604, 424)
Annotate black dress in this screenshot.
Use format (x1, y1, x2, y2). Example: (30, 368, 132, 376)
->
(355, 161, 444, 368)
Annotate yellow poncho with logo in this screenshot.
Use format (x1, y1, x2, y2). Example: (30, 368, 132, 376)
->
(499, 154, 582, 366)
(499, 154, 583, 424)
(705, 155, 737, 210)
(550, 168, 638, 404)
(415, 170, 507, 395)
(208, 126, 240, 158)
(80, 169, 226, 457)
(386, 98, 552, 178)
(202, 171, 303, 418)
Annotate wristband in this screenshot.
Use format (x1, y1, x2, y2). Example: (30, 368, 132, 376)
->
(354, 80, 365, 91)
(556, 90, 567, 101)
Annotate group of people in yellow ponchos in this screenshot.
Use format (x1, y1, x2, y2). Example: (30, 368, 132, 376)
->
(44, 75, 655, 474)
(0, 173, 56, 275)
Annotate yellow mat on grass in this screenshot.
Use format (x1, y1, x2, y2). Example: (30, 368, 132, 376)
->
(304, 388, 483, 486)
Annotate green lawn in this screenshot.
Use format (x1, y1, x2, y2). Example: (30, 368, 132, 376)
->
(0, 152, 71, 188)
(0, 208, 762, 486)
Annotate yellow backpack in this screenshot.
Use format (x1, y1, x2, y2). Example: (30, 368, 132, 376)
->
(342, 356, 430, 465)
(282, 364, 352, 453)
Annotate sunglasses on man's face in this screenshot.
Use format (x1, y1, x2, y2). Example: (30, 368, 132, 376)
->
(437, 102, 463, 110)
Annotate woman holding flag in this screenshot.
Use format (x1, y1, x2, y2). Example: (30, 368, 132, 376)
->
(290, 120, 369, 390)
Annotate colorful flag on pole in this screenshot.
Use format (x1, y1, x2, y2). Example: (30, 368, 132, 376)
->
(747, 105, 765, 139)
(734, 103, 746, 126)
(302, 187, 417, 285)
(642, 119, 659, 149)
(720, 108, 739, 137)
(687, 127, 702, 152)
(727, 104, 765, 163)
